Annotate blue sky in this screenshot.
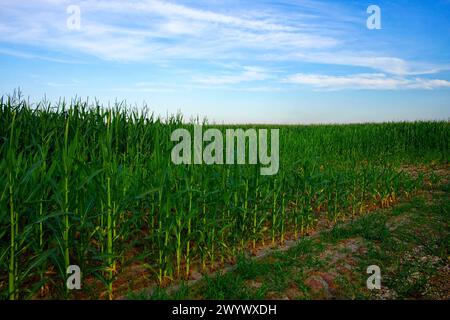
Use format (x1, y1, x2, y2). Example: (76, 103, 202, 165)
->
(0, 0, 449, 123)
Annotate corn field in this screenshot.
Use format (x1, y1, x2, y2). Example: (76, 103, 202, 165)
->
(0, 95, 448, 299)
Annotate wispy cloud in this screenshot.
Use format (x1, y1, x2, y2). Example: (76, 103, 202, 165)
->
(0, 0, 339, 61)
(285, 73, 450, 90)
(193, 67, 270, 85)
(88, 0, 296, 32)
(0, 47, 84, 64)
(116, 75, 283, 93)
(0, 0, 449, 93)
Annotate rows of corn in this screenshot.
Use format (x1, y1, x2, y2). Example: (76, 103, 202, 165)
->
(0, 95, 448, 299)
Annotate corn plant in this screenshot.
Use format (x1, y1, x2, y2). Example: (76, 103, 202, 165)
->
(0, 93, 448, 299)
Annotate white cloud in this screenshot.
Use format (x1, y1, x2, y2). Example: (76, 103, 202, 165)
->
(193, 67, 270, 85)
(86, 0, 296, 31)
(264, 51, 450, 76)
(285, 73, 450, 90)
(0, 0, 448, 81)
(0, 47, 82, 64)
(0, 0, 340, 62)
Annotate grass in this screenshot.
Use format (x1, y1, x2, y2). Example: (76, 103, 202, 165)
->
(0, 93, 448, 299)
